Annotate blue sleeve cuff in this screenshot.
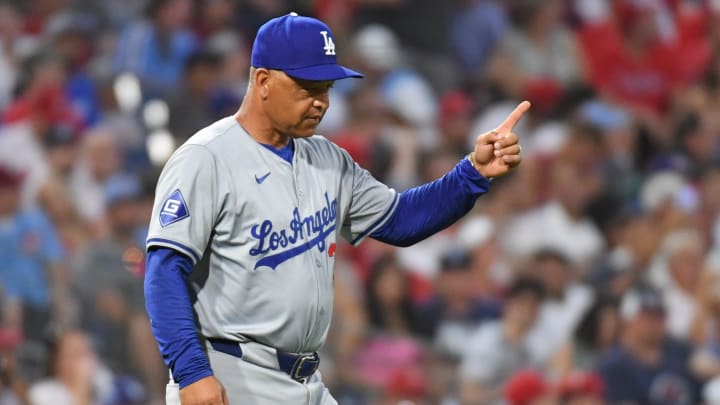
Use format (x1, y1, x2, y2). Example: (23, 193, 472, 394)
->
(176, 364, 214, 389)
(458, 156, 492, 194)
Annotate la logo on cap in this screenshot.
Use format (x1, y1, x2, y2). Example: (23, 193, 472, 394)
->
(250, 12, 363, 81)
(320, 31, 335, 56)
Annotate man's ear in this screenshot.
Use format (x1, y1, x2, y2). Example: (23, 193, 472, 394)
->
(255, 68, 271, 99)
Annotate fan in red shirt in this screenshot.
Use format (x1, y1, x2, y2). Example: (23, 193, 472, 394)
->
(577, 0, 712, 117)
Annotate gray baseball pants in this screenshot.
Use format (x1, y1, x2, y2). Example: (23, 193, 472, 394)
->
(165, 341, 337, 405)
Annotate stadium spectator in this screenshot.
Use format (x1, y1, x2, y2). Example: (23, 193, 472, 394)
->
(526, 248, 594, 368)
(0, 52, 81, 208)
(28, 329, 147, 405)
(72, 174, 163, 398)
(364, 254, 423, 336)
(68, 127, 121, 233)
(167, 51, 222, 142)
(113, 0, 198, 95)
(656, 229, 707, 341)
(553, 296, 621, 375)
(28, 330, 97, 405)
(459, 278, 546, 405)
(502, 161, 604, 268)
(47, 11, 102, 128)
(438, 90, 476, 160)
(0, 165, 67, 340)
(456, 215, 511, 297)
(487, 0, 583, 113)
(420, 248, 501, 358)
(597, 287, 702, 405)
(449, 0, 508, 76)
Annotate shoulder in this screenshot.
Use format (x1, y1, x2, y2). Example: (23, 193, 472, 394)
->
(184, 116, 238, 147)
(161, 118, 250, 180)
(174, 117, 245, 162)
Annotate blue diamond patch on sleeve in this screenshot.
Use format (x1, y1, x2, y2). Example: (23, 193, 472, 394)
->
(159, 189, 190, 227)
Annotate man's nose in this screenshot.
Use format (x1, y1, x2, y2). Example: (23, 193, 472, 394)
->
(312, 92, 329, 111)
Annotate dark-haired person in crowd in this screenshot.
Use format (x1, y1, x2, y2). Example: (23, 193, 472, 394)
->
(365, 254, 424, 337)
(167, 51, 222, 142)
(351, 255, 428, 401)
(552, 295, 621, 376)
(528, 248, 594, 370)
(459, 278, 546, 405)
(28, 329, 147, 405)
(418, 248, 502, 358)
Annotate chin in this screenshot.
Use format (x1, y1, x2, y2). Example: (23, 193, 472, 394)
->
(291, 124, 319, 138)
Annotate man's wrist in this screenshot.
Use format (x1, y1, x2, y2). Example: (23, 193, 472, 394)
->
(467, 152, 492, 180)
(467, 152, 478, 170)
(177, 368, 215, 389)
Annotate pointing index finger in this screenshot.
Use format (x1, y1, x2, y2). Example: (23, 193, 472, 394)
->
(496, 101, 531, 133)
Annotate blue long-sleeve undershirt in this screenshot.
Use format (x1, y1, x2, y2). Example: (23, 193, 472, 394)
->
(145, 247, 213, 388)
(144, 157, 490, 388)
(370, 158, 490, 245)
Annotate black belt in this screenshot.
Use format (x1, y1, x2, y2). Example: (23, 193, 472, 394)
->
(207, 338, 320, 383)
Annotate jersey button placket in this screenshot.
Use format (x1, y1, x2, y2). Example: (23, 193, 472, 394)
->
(292, 154, 320, 348)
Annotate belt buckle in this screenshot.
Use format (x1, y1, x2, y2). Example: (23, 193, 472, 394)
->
(291, 353, 319, 383)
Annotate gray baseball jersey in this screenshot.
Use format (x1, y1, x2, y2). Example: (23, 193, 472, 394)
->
(146, 116, 398, 353)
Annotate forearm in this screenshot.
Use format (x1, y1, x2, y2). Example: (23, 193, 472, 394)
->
(371, 158, 490, 246)
(144, 248, 213, 388)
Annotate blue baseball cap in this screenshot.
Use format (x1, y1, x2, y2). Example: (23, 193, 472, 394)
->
(251, 13, 363, 81)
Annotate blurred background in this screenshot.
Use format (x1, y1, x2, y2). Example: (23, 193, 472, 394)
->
(1, 0, 720, 404)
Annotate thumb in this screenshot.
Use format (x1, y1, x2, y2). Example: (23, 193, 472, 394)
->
(476, 130, 502, 146)
(222, 387, 230, 405)
(474, 141, 495, 165)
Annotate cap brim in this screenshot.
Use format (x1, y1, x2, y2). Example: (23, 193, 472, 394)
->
(283, 63, 363, 81)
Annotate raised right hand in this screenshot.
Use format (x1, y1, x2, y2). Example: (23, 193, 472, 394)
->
(180, 376, 228, 405)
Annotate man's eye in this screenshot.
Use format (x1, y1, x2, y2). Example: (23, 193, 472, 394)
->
(305, 87, 328, 95)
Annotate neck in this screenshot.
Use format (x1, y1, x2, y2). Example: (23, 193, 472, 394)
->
(235, 99, 290, 148)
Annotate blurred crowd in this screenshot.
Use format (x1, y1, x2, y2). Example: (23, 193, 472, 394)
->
(2, 0, 720, 404)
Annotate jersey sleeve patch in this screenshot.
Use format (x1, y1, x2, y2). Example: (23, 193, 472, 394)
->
(159, 189, 190, 227)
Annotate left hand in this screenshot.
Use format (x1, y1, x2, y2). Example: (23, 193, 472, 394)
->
(471, 101, 530, 179)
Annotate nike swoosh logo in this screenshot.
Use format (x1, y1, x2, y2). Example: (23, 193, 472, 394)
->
(255, 172, 271, 184)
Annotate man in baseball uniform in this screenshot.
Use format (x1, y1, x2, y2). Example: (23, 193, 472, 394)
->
(144, 13, 529, 405)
